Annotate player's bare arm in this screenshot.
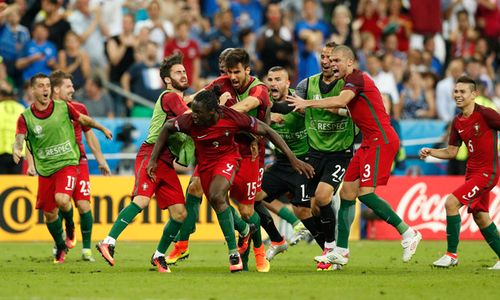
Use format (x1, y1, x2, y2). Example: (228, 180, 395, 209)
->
(85, 130, 111, 175)
(254, 120, 315, 179)
(77, 114, 113, 140)
(229, 96, 260, 113)
(146, 119, 175, 181)
(286, 90, 355, 111)
(419, 145, 459, 160)
(25, 150, 36, 176)
(12, 134, 25, 164)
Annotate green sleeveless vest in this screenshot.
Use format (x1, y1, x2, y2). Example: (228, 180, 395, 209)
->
(22, 100, 80, 176)
(235, 77, 266, 117)
(305, 74, 355, 152)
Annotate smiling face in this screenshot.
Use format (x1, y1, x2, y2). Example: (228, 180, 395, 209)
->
(226, 63, 250, 91)
(453, 82, 476, 110)
(320, 46, 335, 79)
(58, 78, 75, 102)
(32, 77, 51, 106)
(266, 69, 290, 101)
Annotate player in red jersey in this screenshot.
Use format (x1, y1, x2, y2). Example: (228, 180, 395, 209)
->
(46, 70, 111, 261)
(147, 90, 314, 272)
(420, 76, 500, 269)
(287, 45, 422, 266)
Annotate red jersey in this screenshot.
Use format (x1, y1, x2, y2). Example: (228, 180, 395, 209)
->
(343, 69, 399, 146)
(138, 91, 189, 164)
(172, 106, 258, 169)
(17, 100, 81, 135)
(449, 104, 500, 176)
(164, 38, 200, 85)
(70, 101, 91, 159)
(206, 76, 270, 158)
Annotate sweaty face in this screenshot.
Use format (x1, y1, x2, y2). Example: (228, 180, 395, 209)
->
(168, 64, 189, 91)
(32, 78, 51, 105)
(59, 78, 75, 102)
(453, 82, 476, 109)
(266, 70, 289, 101)
(191, 100, 215, 126)
(226, 63, 249, 91)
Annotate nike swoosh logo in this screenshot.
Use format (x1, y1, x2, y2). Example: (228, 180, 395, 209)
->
(197, 134, 208, 138)
(361, 178, 370, 182)
(458, 130, 464, 133)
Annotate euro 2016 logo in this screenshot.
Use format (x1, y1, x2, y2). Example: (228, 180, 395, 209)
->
(0, 186, 41, 233)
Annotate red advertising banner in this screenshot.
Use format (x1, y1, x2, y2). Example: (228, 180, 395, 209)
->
(367, 176, 500, 240)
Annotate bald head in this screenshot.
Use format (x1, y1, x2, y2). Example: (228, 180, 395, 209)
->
(333, 45, 355, 60)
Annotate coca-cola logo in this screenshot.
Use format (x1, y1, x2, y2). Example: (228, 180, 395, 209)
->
(396, 182, 500, 233)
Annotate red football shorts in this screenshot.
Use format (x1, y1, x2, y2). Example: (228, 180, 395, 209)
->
(73, 159, 90, 202)
(198, 157, 240, 199)
(344, 140, 399, 187)
(452, 173, 499, 213)
(37, 165, 78, 212)
(132, 155, 185, 209)
(230, 157, 260, 205)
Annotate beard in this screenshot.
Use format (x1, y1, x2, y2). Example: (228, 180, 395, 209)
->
(171, 78, 189, 92)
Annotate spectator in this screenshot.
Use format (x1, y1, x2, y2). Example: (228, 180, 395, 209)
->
(202, 9, 239, 78)
(164, 19, 201, 89)
(58, 31, 90, 91)
(356, 31, 376, 72)
(255, 3, 294, 79)
(328, 4, 356, 48)
(74, 74, 114, 118)
(436, 58, 464, 122)
(442, 0, 477, 40)
(0, 3, 30, 88)
(105, 13, 136, 116)
(68, 0, 109, 69)
(19, 80, 34, 107)
(408, 0, 442, 50)
(134, 0, 174, 62)
(422, 35, 443, 76)
(475, 0, 500, 53)
(16, 22, 57, 83)
(0, 59, 14, 97)
(237, 0, 264, 32)
(397, 70, 435, 120)
(355, 0, 383, 49)
(465, 57, 493, 96)
(380, 0, 412, 52)
(90, 0, 124, 37)
(41, 0, 71, 50)
(449, 9, 478, 59)
(366, 53, 399, 109)
(0, 88, 25, 174)
(121, 41, 163, 117)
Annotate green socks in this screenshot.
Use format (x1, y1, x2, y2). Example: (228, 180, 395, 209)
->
(446, 214, 461, 254)
(230, 205, 249, 235)
(157, 219, 183, 253)
(248, 212, 262, 248)
(60, 205, 75, 228)
(480, 222, 500, 258)
(108, 202, 142, 239)
(46, 217, 65, 248)
(278, 207, 300, 227)
(358, 193, 408, 234)
(337, 200, 356, 248)
(80, 211, 93, 249)
(216, 207, 237, 253)
(177, 194, 202, 241)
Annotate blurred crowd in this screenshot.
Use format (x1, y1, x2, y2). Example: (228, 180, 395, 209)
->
(0, 0, 499, 119)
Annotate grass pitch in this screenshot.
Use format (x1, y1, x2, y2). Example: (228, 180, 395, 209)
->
(0, 240, 498, 300)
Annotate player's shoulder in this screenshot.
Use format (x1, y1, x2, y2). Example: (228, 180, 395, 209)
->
(70, 101, 88, 112)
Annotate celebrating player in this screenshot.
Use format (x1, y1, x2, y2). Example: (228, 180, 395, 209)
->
(420, 76, 500, 269)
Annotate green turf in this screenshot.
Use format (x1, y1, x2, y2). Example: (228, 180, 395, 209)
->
(0, 240, 498, 300)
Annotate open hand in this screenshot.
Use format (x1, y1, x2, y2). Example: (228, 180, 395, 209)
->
(291, 158, 315, 179)
(146, 160, 157, 182)
(286, 94, 309, 112)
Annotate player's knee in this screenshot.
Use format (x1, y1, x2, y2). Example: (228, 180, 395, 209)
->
(208, 192, 226, 212)
(132, 196, 150, 209)
(76, 200, 91, 214)
(293, 206, 312, 219)
(472, 212, 491, 229)
(55, 193, 71, 208)
(444, 195, 461, 213)
(239, 206, 253, 220)
(44, 210, 58, 223)
(170, 205, 187, 222)
(187, 178, 203, 197)
(339, 188, 357, 201)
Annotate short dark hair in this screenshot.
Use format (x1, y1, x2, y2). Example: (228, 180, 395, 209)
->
(30, 73, 49, 87)
(225, 48, 250, 70)
(219, 48, 234, 64)
(268, 66, 286, 73)
(90, 74, 103, 88)
(193, 90, 219, 112)
(456, 76, 476, 91)
(160, 53, 183, 84)
(49, 70, 72, 91)
(325, 41, 337, 49)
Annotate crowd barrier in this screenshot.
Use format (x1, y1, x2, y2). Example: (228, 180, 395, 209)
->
(0, 175, 361, 242)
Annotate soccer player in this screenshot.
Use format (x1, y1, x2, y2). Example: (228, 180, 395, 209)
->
(48, 70, 111, 262)
(96, 54, 191, 273)
(13, 73, 112, 263)
(419, 76, 500, 269)
(146, 90, 314, 272)
(293, 41, 356, 271)
(287, 45, 422, 266)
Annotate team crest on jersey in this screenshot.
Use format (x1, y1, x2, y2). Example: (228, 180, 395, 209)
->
(34, 125, 44, 137)
(473, 123, 480, 136)
(142, 183, 148, 191)
(225, 130, 229, 136)
(313, 94, 321, 100)
(213, 141, 220, 148)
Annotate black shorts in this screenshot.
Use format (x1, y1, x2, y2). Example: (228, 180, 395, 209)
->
(261, 155, 310, 207)
(307, 148, 352, 196)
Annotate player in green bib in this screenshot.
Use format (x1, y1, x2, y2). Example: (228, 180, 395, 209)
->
(13, 73, 112, 263)
(294, 42, 356, 271)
